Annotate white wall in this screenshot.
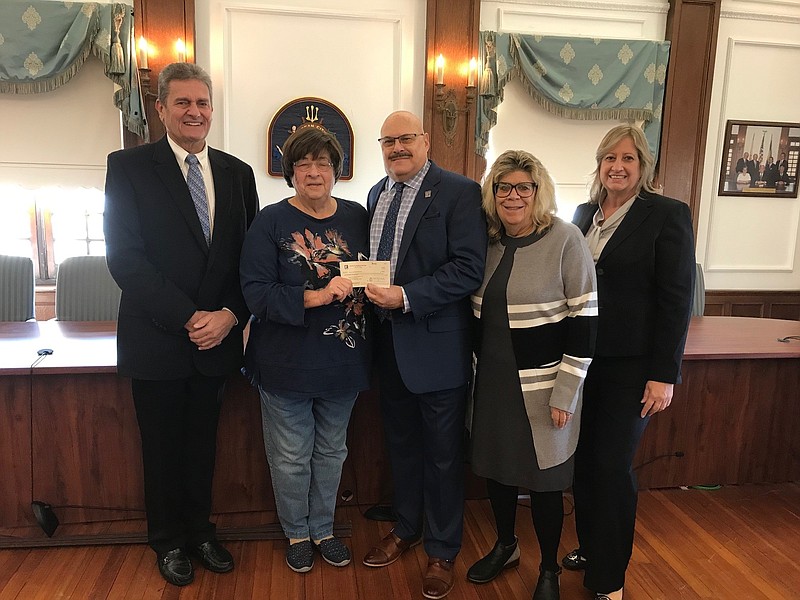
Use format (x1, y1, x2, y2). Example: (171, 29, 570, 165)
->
(0, 57, 121, 189)
(480, 0, 669, 220)
(481, 0, 800, 292)
(195, 0, 427, 208)
(696, 0, 800, 291)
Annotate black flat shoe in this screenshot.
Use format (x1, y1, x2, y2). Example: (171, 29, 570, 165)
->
(466, 537, 520, 584)
(532, 567, 560, 600)
(561, 548, 588, 571)
(157, 548, 194, 586)
(189, 540, 234, 573)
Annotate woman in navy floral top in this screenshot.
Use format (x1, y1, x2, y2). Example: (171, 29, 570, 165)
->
(240, 126, 369, 573)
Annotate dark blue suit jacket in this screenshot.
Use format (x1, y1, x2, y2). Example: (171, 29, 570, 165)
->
(104, 136, 259, 380)
(573, 190, 694, 383)
(367, 162, 487, 394)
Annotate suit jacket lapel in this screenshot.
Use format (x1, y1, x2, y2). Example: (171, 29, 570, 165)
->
(395, 164, 441, 270)
(574, 203, 598, 235)
(367, 177, 388, 227)
(153, 137, 210, 256)
(597, 192, 654, 263)
(208, 149, 232, 259)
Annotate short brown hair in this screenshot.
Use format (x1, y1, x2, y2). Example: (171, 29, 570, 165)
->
(281, 127, 344, 187)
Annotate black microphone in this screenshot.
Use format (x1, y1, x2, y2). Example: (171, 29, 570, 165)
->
(37, 348, 54, 356)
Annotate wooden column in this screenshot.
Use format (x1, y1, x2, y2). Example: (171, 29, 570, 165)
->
(124, 0, 196, 147)
(423, 0, 484, 181)
(658, 0, 722, 231)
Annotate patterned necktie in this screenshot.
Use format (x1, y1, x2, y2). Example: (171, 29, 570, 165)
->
(377, 182, 405, 261)
(375, 182, 404, 322)
(186, 154, 211, 246)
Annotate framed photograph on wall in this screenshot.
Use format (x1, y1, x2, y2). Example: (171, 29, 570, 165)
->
(718, 120, 799, 198)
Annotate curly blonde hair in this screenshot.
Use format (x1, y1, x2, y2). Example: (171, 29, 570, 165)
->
(481, 150, 557, 242)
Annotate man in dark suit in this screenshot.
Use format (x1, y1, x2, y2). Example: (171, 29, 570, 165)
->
(103, 63, 258, 587)
(775, 152, 789, 177)
(362, 111, 487, 599)
(735, 152, 748, 176)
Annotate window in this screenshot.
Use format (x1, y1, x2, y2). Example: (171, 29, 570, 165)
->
(0, 184, 105, 283)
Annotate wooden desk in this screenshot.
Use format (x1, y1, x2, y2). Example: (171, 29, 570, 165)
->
(2, 318, 798, 537)
(0, 321, 388, 533)
(636, 316, 800, 488)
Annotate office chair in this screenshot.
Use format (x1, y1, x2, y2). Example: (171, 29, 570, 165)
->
(0, 254, 35, 321)
(55, 256, 121, 321)
(692, 262, 705, 317)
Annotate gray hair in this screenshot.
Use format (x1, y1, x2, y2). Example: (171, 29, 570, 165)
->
(157, 63, 213, 105)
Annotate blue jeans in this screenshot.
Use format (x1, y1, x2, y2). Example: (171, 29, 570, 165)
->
(259, 387, 357, 540)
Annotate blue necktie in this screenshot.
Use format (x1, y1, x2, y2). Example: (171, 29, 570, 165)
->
(375, 183, 404, 322)
(186, 154, 211, 246)
(377, 182, 405, 262)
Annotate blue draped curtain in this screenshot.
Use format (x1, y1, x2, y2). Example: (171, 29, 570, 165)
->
(0, 1, 147, 140)
(477, 32, 670, 159)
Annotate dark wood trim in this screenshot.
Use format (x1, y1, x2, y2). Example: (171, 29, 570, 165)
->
(123, 0, 196, 147)
(659, 0, 722, 232)
(704, 290, 800, 320)
(423, 0, 483, 181)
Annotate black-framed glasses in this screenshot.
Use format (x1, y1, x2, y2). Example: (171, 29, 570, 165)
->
(493, 182, 537, 198)
(294, 159, 333, 172)
(378, 133, 424, 148)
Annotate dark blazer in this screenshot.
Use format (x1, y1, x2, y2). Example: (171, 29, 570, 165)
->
(104, 136, 259, 380)
(367, 162, 487, 394)
(573, 191, 694, 383)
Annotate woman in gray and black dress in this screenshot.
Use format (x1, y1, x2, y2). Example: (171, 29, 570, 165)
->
(467, 150, 597, 600)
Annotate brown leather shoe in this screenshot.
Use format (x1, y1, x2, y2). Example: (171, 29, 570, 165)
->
(423, 557, 455, 599)
(362, 530, 421, 567)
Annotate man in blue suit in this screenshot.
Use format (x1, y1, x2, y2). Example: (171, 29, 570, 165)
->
(362, 111, 487, 599)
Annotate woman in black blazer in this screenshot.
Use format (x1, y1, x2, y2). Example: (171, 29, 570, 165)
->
(562, 125, 695, 600)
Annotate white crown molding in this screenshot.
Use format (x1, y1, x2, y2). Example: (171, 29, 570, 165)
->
(721, 10, 800, 23)
(491, 0, 669, 14)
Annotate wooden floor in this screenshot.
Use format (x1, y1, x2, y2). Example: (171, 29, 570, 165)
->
(0, 482, 798, 599)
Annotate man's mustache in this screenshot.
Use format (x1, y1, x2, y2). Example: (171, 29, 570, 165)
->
(389, 151, 412, 160)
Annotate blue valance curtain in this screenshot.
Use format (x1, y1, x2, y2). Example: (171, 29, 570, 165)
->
(0, 1, 147, 140)
(477, 32, 670, 159)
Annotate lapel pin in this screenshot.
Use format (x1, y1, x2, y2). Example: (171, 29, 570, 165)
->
(424, 190, 432, 198)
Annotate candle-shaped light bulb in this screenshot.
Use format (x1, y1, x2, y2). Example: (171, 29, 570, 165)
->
(435, 54, 445, 85)
(468, 57, 477, 87)
(137, 36, 149, 69)
(175, 38, 186, 62)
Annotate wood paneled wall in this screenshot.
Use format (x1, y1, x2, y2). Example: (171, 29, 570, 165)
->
(124, 0, 195, 147)
(659, 0, 722, 229)
(704, 291, 800, 320)
(423, 0, 485, 181)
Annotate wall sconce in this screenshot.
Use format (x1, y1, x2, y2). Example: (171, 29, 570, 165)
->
(434, 54, 478, 146)
(137, 36, 154, 94)
(175, 38, 186, 62)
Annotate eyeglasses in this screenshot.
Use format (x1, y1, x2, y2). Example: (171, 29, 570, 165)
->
(294, 159, 333, 172)
(378, 133, 424, 148)
(493, 182, 536, 198)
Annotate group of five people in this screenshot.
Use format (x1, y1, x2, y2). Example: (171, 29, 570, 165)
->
(104, 62, 695, 600)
